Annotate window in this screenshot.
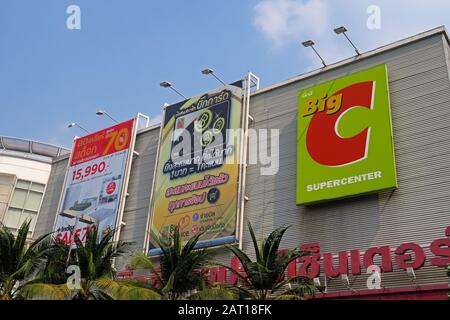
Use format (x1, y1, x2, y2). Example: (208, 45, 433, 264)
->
(2, 179, 46, 234)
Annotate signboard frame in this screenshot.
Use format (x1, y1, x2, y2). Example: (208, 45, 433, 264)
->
(52, 117, 138, 245)
(296, 64, 398, 205)
(144, 75, 257, 255)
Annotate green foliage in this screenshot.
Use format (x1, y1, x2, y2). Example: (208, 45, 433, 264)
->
(0, 220, 55, 300)
(131, 225, 213, 300)
(2, 223, 159, 300)
(447, 265, 450, 299)
(188, 284, 240, 300)
(2, 220, 322, 300)
(224, 222, 318, 300)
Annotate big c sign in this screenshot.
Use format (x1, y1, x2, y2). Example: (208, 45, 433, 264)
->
(297, 64, 398, 205)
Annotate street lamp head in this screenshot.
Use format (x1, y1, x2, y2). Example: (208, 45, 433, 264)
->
(334, 26, 347, 34)
(68, 123, 76, 128)
(302, 40, 315, 47)
(95, 110, 105, 116)
(160, 81, 172, 88)
(201, 68, 214, 75)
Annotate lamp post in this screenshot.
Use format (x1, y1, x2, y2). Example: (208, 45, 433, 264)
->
(68, 122, 91, 134)
(334, 26, 361, 56)
(201, 68, 227, 86)
(159, 81, 188, 100)
(95, 110, 119, 124)
(59, 211, 97, 264)
(301, 40, 327, 67)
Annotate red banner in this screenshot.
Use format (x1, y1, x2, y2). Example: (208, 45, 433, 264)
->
(70, 119, 134, 166)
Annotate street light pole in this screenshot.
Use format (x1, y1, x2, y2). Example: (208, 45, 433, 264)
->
(66, 216, 79, 265)
(96, 110, 119, 124)
(68, 123, 91, 135)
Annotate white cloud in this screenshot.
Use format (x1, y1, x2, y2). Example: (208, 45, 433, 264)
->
(148, 113, 162, 126)
(253, 0, 329, 48)
(253, 0, 450, 67)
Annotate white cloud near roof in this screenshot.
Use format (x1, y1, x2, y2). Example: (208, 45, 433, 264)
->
(253, 0, 329, 48)
(148, 113, 162, 126)
(253, 0, 450, 67)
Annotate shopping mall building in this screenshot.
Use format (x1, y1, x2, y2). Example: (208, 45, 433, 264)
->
(26, 26, 450, 299)
(0, 136, 70, 236)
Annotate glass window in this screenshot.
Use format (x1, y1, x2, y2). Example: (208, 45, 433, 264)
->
(30, 183, 45, 193)
(4, 208, 21, 230)
(24, 191, 43, 211)
(19, 210, 37, 229)
(2, 179, 45, 234)
(16, 180, 31, 189)
(10, 189, 27, 208)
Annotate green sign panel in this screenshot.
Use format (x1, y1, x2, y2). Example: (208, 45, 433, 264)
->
(297, 64, 398, 205)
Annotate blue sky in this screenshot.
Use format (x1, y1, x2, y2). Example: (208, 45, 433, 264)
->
(2, 0, 450, 148)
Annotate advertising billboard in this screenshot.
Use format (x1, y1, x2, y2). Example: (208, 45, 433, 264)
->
(297, 64, 398, 205)
(54, 119, 136, 244)
(148, 84, 244, 255)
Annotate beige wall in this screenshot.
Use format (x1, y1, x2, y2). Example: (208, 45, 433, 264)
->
(0, 154, 51, 184)
(0, 173, 16, 223)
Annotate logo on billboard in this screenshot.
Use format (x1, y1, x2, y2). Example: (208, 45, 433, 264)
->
(106, 181, 117, 195)
(297, 64, 397, 205)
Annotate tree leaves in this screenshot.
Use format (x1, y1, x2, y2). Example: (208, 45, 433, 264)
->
(224, 222, 316, 300)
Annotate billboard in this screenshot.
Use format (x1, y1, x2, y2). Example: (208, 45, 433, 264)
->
(148, 84, 244, 255)
(54, 119, 136, 244)
(297, 64, 398, 205)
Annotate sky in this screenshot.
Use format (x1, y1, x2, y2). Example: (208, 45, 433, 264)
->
(2, 0, 450, 148)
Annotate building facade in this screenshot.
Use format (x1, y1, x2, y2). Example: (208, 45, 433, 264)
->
(0, 136, 70, 236)
(34, 27, 450, 299)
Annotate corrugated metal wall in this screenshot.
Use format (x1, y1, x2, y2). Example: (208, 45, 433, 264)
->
(115, 128, 160, 270)
(33, 157, 67, 237)
(34, 31, 450, 294)
(212, 32, 450, 292)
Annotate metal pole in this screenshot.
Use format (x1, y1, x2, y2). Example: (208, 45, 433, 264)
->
(66, 216, 78, 265)
(103, 112, 119, 124)
(212, 73, 227, 86)
(311, 46, 327, 67)
(75, 124, 90, 134)
(343, 32, 361, 55)
(169, 87, 188, 100)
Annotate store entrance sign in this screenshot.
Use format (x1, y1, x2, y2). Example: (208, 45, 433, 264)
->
(297, 64, 398, 205)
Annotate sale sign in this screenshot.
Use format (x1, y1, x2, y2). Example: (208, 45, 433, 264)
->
(54, 119, 135, 244)
(297, 64, 398, 205)
(148, 84, 243, 255)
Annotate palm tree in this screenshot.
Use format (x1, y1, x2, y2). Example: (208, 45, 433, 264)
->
(223, 222, 318, 300)
(447, 265, 450, 299)
(0, 220, 55, 300)
(21, 227, 160, 300)
(130, 225, 214, 300)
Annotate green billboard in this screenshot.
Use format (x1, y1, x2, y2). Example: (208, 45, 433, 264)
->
(297, 64, 398, 205)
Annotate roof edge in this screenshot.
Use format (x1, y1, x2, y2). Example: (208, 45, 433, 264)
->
(252, 26, 448, 97)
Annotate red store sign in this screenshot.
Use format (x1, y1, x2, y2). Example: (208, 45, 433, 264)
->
(120, 226, 450, 286)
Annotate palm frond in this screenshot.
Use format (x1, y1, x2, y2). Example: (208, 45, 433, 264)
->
(94, 278, 161, 300)
(262, 225, 290, 269)
(247, 222, 262, 263)
(188, 286, 239, 300)
(20, 283, 72, 300)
